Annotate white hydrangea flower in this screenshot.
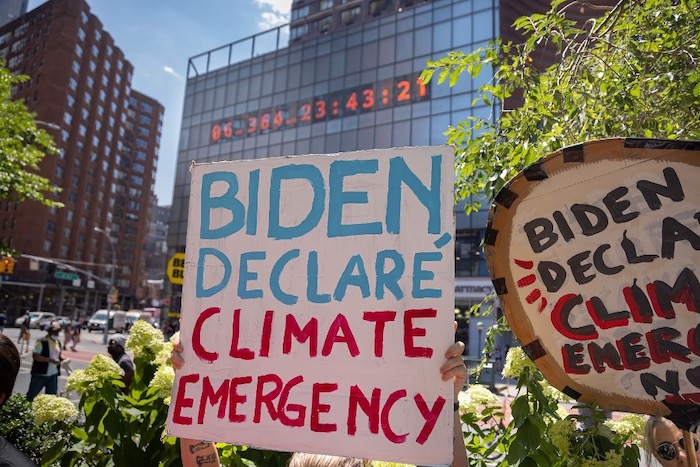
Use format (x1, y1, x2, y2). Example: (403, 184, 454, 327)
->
(32, 394, 78, 425)
(149, 364, 175, 402)
(126, 319, 165, 359)
(501, 346, 538, 380)
(459, 384, 502, 414)
(66, 354, 123, 395)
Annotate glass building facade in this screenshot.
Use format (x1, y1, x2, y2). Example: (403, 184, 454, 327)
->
(169, 0, 506, 358)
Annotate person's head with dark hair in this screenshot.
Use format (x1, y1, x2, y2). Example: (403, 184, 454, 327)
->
(0, 333, 21, 407)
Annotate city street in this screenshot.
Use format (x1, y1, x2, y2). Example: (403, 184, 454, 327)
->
(4, 326, 115, 402)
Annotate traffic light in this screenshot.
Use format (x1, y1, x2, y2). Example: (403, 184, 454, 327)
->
(0, 256, 15, 274)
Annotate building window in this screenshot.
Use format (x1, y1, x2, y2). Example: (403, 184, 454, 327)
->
(79, 125, 87, 137)
(43, 239, 52, 253)
(136, 138, 148, 149)
(320, 0, 333, 9)
(341, 6, 360, 24)
(63, 111, 72, 125)
(455, 229, 488, 277)
(140, 102, 153, 114)
(291, 4, 309, 20)
(46, 221, 55, 233)
(139, 114, 151, 125)
(67, 94, 75, 107)
(291, 24, 308, 40)
(138, 127, 150, 137)
(69, 77, 78, 90)
(55, 166, 64, 178)
(86, 76, 94, 88)
(317, 15, 332, 33)
(369, 0, 393, 16)
(75, 43, 83, 56)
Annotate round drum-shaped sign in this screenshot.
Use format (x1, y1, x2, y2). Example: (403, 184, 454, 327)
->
(484, 138, 700, 429)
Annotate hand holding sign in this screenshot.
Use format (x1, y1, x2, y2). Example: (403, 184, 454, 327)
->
(484, 138, 700, 430)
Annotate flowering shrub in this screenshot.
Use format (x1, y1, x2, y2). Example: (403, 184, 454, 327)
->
(31, 394, 78, 425)
(65, 353, 123, 395)
(458, 343, 643, 467)
(0, 393, 73, 465)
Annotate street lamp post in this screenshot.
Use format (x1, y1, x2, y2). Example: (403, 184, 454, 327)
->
(476, 321, 484, 358)
(94, 227, 116, 345)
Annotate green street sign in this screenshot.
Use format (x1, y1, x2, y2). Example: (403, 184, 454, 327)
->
(54, 271, 79, 281)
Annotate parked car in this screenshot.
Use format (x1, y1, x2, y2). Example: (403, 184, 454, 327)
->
(87, 310, 109, 332)
(87, 309, 127, 333)
(38, 316, 71, 331)
(15, 312, 56, 329)
(125, 310, 151, 331)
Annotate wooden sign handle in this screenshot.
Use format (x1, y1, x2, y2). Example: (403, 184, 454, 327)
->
(683, 430, 697, 467)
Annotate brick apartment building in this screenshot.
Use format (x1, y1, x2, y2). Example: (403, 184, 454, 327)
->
(0, 0, 163, 319)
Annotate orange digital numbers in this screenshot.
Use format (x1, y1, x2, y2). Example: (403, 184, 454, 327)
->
(396, 80, 411, 102)
(247, 116, 257, 134)
(210, 72, 429, 143)
(299, 103, 312, 123)
(211, 124, 221, 142)
(260, 112, 271, 131)
(362, 88, 374, 109)
(346, 92, 358, 112)
(273, 110, 284, 128)
(314, 99, 326, 120)
(223, 121, 233, 138)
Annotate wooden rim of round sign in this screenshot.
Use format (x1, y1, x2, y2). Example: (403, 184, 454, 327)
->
(484, 138, 700, 428)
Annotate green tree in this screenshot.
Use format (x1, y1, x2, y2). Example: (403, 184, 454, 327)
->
(421, 1, 699, 465)
(422, 0, 700, 212)
(0, 61, 62, 256)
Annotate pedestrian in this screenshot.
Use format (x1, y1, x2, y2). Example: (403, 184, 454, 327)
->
(70, 318, 81, 351)
(26, 321, 63, 401)
(18, 312, 31, 355)
(17, 311, 30, 343)
(0, 334, 37, 465)
(0, 310, 6, 334)
(107, 334, 134, 390)
(62, 320, 73, 351)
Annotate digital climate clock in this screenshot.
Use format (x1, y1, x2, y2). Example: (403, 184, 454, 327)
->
(210, 71, 430, 143)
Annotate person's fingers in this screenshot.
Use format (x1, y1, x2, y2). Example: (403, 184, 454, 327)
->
(440, 357, 467, 381)
(453, 320, 458, 333)
(173, 339, 183, 353)
(445, 341, 464, 359)
(171, 351, 184, 371)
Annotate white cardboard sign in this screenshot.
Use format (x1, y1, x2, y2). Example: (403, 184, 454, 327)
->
(484, 138, 700, 428)
(166, 146, 456, 464)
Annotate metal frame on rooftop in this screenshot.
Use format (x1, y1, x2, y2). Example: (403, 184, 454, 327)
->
(187, 23, 290, 79)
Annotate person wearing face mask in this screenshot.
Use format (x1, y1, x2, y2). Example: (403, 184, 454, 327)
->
(26, 322, 63, 401)
(107, 334, 134, 390)
(645, 416, 699, 467)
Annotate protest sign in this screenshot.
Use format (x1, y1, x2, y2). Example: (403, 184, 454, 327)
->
(166, 146, 456, 463)
(485, 138, 700, 429)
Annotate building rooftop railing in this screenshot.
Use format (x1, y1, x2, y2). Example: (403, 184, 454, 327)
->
(187, 23, 290, 79)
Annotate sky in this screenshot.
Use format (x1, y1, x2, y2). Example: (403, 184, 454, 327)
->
(27, 0, 292, 205)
